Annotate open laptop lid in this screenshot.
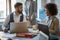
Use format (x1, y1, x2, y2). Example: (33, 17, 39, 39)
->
(10, 22, 28, 33)
(38, 24, 49, 36)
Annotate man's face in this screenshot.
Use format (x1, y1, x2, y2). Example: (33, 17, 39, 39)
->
(16, 5, 23, 13)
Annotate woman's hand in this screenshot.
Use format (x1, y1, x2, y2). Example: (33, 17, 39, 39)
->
(4, 28, 8, 33)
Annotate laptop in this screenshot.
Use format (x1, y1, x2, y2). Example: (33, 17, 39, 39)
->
(38, 24, 49, 36)
(10, 22, 28, 33)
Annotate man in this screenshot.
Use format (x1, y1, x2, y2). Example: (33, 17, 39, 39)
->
(2, 2, 27, 33)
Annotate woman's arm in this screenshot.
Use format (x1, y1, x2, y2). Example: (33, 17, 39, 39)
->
(49, 18, 59, 34)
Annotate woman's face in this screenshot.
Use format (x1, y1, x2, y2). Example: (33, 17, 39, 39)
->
(45, 9, 51, 16)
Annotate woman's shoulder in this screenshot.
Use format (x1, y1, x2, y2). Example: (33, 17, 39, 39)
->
(53, 16, 59, 22)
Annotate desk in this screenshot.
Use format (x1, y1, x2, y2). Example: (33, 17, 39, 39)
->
(0, 31, 49, 40)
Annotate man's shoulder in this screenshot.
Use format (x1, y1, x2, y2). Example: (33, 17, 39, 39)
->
(9, 12, 15, 16)
(10, 12, 14, 15)
(7, 12, 14, 18)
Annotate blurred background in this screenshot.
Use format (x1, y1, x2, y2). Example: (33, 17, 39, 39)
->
(0, 0, 60, 29)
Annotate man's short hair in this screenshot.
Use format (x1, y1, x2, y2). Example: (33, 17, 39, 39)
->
(14, 2, 22, 8)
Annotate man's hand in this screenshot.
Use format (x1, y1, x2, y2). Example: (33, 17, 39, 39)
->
(4, 28, 8, 33)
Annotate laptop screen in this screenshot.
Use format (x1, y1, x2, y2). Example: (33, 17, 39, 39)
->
(38, 24, 49, 36)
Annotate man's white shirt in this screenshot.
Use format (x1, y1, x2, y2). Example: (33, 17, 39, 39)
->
(2, 12, 27, 30)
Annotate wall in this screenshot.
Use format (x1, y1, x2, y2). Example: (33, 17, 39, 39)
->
(54, 0, 60, 31)
(55, 0, 60, 18)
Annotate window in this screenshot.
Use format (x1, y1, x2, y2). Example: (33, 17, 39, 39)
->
(37, 0, 47, 21)
(37, 0, 48, 24)
(11, 0, 16, 12)
(37, 0, 41, 19)
(0, 0, 7, 22)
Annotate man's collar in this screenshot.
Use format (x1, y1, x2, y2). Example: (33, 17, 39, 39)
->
(13, 12, 22, 16)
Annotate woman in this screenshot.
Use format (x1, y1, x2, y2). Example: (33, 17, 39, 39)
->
(45, 3, 59, 40)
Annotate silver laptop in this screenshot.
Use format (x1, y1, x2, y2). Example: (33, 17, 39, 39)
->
(10, 22, 28, 33)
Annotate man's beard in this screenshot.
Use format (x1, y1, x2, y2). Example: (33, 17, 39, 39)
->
(18, 11, 22, 14)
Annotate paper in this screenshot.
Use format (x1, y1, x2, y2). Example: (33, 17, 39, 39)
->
(2, 33, 16, 38)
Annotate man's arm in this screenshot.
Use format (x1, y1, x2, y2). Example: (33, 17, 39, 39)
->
(2, 15, 10, 30)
